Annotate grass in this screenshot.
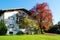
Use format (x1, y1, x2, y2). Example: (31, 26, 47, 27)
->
(0, 34, 60, 40)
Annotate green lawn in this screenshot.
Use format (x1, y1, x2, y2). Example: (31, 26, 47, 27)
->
(0, 34, 60, 40)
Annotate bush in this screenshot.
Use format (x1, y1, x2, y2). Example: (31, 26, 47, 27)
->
(0, 20, 7, 35)
(56, 29, 60, 34)
(16, 31, 24, 35)
(47, 27, 58, 33)
(47, 21, 60, 34)
(47, 25, 59, 34)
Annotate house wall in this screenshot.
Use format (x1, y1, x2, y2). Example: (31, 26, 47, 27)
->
(3, 10, 28, 35)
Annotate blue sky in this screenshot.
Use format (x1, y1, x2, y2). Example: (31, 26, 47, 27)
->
(0, 0, 60, 24)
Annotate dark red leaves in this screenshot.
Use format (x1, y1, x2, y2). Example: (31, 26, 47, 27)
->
(29, 3, 53, 31)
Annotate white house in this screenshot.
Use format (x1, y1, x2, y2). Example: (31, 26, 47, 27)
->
(0, 8, 30, 35)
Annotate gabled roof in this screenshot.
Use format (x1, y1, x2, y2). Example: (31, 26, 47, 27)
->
(0, 8, 30, 16)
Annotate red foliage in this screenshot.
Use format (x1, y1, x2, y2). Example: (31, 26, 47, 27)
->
(29, 3, 53, 31)
(30, 11, 35, 16)
(41, 3, 48, 8)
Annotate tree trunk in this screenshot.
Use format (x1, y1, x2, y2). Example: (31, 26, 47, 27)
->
(40, 18, 44, 34)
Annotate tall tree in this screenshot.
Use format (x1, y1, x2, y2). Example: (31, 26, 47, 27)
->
(29, 3, 53, 34)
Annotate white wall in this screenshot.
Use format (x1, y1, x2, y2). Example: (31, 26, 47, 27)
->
(4, 11, 18, 19)
(3, 10, 28, 35)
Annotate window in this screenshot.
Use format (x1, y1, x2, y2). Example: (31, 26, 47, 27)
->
(9, 32, 13, 34)
(18, 11, 22, 16)
(23, 13, 25, 15)
(8, 24, 14, 28)
(10, 16, 14, 20)
(19, 18, 23, 22)
(8, 16, 14, 20)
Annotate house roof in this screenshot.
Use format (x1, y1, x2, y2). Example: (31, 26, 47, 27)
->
(0, 8, 30, 16)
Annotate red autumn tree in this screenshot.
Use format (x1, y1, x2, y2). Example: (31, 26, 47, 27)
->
(29, 3, 53, 33)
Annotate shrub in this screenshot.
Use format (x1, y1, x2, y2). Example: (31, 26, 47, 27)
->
(0, 20, 7, 35)
(16, 31, 24, 35)
(47, 25, 59, 34)
(47, 27, 58, 33)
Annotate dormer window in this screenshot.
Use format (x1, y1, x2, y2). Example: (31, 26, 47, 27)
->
(19, 12, 21, 15)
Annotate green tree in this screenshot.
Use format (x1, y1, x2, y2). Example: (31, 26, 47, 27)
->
(17, 16, 39, 34)
(0, 20, 7, 35)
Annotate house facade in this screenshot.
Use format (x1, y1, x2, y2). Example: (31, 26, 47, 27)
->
(0, 8, 30, 35)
